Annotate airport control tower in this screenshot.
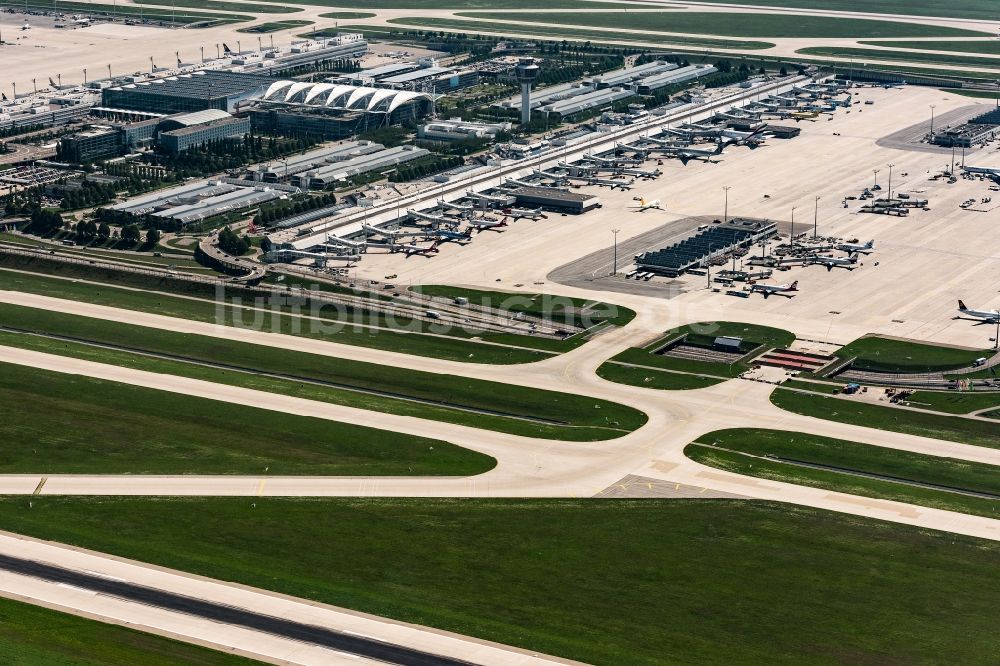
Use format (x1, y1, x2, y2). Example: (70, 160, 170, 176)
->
(514, 57, 540, 125)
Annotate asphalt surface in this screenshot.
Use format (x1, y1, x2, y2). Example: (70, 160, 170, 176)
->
(0, 552, 473, 666)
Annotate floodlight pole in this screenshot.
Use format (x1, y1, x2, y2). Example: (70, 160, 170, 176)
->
(722, 185, 731, 223)
(611, 228, 620, 276)
(887, 162, 895, 200)
(790, 206, 797, 247)
(929, 104, 935, 137)
(813, 195, 820, 239)
(872, 168, 879, 189)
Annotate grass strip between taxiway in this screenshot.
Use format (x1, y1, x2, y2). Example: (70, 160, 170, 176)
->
(385, 17, 774, 49)
(454, 11, 987, 38)
(797, 47, 1000, 72)
(687, 428, 1000, 519)
(0, 266, 563, 363)
(0, 302, 646, 440)
(770, 388, 1000, 450)
(1, 497, 998, 665)
(0, 361, 494, 475)
(0, 594, 257, 665)
(675, 0, 1000, 22)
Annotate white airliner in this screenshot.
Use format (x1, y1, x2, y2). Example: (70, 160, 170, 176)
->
(836, 239, 875, 254)
(751, 281, 798, 298)
(957, 300, 1000, 323)
(467, 218, 507, 232)
(631, 198, 663, 211)
(810, 253, 858, 271)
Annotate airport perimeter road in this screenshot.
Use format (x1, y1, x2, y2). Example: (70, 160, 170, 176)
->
(0, 531, 576, 666)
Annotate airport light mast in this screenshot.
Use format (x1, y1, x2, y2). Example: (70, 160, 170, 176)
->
(611, 228, 620, 276)
(813, 195, 821, 239)
(722, 185, 731, 223)
(514, 58, 540, 125)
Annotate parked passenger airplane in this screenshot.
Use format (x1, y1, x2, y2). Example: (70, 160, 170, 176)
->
(751, 281, 798, 298)
(836, 239, 875, 254)
(957, 300, 1000, 323)
(631, 198, 663, 211)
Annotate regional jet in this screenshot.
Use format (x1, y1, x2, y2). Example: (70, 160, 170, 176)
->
(836, 239, 875, 254)
(751, 281, 798, 298)
(631, 198, 663, 212)
(957, 300, 1000, 323)
(809, 253, 859, 271)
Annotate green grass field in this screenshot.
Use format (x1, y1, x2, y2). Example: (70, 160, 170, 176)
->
(596, 361, 727, 390)
(797, 47, 1000, 71)
(134, 0, 300, 13)
(904, 390, 1000, 414)
(411, 284, 636, 328)
(458, 10, 986, 38)
(0, 595, 257, 665)
(688, 428, 1000, 518)
(385, 17, 775, 49)
(0, 361, 492, 475)
(836, 335, 991, 373)
(299, 0, 630, 7)
(605, 321, 793, 379)
(946, 89, 1000, 99)
(770, 388, 1000, 450)
(0, 267, 556, 364)
(679, 0, 1000, 22)
(0, 0, 250, 24)
(319, 11, 377, 19)
(238, 20, 314, 33)
(1, 497, 998, 665)
(861, 39, 1000, 55)
(0, 303, 647, 441)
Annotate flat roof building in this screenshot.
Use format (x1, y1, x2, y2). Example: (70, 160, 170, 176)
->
(509, 186, 600, 214)
(102, 71, 278, 114)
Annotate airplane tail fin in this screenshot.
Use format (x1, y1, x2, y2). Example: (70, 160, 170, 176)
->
(958, 300, 968, 311)
(223, 43, 232, 53)
(789, 281, 798, 290)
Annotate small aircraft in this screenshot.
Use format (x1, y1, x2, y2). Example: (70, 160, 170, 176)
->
(836, 239, 875, 254)
(619, 167, 662, 180)
(809, 252, 859, 271)
(957, 300, 1000, 323)
(21, 20, 31, 31)
(631, 198, 663, 212)
(751, 281, 798, 298)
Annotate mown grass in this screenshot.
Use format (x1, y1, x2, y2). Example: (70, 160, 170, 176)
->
(770, 388, 1000, 450)
(0, 303, 647, 440)
(0, 361, 492, 475)
(134, 0, 300, 13)
(238, 20, 314, 33)
(836, 335, 991, 373)
(0, 595, 257, 665)
(861, 39, 1000, 55)
(606, 321, 793, 379)
(1, 497, 998, 665)
(902, 390, 1000, 414)
(797, 47, 1000, 71)
(596, 361, 727, 390)
(0, 268, 554, 363)
(411, 284, 636, 327)
(386, 17, 775, 49)
(681, 0, 1000, 22)
(458, 11, 986, 38)
(0, 0, 250, 23)
(687, 428, 1000, 519)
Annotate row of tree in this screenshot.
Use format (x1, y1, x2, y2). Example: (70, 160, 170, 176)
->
(388, 155, 464, 183)
(253, 192, 337, 227)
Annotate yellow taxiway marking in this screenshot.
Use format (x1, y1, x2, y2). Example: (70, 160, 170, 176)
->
(32, 477, 47, 496)
(256, 478, 267, 497)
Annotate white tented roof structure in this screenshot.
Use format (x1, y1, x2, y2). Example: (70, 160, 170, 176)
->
(262, 81, 430, 114)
